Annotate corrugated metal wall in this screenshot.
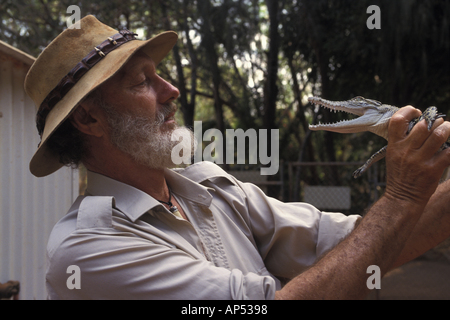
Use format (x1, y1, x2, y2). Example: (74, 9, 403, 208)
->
(0, 44, 78, 300)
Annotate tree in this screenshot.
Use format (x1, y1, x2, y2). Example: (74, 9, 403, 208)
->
(3, 0, 450, 205)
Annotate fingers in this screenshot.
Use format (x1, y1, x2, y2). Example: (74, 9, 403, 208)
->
(389, 106, 448, 154)
(423, 121, 450, 171)
(419, 119, 449, 154)
(408, 117, 445, 150)
(388, 106, 422, 141)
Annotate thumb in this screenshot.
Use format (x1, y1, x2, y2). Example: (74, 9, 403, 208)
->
(388, 106, 422, 141)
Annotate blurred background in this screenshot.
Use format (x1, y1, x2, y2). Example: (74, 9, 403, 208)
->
(1, 0, 449, 299)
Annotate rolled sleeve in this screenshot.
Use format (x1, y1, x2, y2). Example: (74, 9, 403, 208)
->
(316, 211, 361, 258)
(229, 179, 360, 280)
(229, 269, 276, 300)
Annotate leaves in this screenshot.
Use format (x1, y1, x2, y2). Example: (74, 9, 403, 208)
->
(3, 0, 450, 195)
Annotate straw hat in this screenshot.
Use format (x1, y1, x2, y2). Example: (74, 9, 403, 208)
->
(25, 15, 178, 177)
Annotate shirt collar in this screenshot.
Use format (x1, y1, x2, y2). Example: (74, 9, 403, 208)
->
(85, 169, 213, 222)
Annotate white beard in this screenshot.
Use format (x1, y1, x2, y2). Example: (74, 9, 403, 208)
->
(101, 102, 196, 169)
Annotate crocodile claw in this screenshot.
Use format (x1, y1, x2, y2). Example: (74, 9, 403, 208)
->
(409, 106, 445, 132)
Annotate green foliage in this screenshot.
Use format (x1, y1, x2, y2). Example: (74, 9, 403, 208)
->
(3, 0, 450, 205)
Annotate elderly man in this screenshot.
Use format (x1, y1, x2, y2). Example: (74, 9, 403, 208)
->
(25, 15, 450, 300)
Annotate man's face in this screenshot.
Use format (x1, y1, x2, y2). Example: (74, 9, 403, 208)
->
(96, 51, 195, 169)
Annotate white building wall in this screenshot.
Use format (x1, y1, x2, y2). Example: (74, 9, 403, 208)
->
(0, 41, 78, 300)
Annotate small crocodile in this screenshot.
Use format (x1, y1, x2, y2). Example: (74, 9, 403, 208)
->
(308, 96, 448, 178)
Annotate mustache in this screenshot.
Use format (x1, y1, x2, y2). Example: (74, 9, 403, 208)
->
(155, 102, 178, 125)
(99, 98, 178, 128)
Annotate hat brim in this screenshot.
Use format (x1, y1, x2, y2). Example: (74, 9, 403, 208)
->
(29, 31, 178, 177)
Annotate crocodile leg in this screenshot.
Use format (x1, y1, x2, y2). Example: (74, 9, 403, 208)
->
(353, 145, 387, 178)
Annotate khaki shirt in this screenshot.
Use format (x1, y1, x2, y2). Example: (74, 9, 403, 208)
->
(46, 161, 360, 299)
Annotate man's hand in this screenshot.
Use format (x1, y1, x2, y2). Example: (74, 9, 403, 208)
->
(276, 106, 450, 300)
(385, 106, 450, 206)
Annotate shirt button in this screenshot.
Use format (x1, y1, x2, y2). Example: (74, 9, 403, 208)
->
(201, 206, 212, 214)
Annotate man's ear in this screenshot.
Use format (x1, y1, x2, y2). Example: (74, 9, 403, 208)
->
(70, 102, 106, 138)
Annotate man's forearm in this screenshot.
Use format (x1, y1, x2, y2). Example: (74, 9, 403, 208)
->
(276, 195, 426, 300)
(392, 179, 450, 269)
(276, 107, 450, 300)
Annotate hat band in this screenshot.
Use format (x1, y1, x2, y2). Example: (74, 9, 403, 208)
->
(36, 29, 138, 138)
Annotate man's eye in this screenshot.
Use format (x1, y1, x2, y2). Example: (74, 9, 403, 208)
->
(137, 78, 149, 86)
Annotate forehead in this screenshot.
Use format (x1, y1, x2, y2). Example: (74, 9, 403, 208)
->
(126, 51, 155, 71)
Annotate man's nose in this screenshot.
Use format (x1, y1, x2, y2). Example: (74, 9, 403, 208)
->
(156, 75, 180, 104)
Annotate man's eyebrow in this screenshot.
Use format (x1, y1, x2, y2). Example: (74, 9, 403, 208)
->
(120, 60, 156, 83)
(120, 69, 142, 83)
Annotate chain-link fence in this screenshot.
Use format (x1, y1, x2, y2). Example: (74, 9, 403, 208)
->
(228, 161, 385, 216)
(287, 161, 386, 215)
(227, 162, 385, 214)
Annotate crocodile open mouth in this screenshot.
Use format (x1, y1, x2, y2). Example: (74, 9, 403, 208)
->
(309, 97, 372, 131)
(308, 96, 368, 116)
(307, 96, 396, 138)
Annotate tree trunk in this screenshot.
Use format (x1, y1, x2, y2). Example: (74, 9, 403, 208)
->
(263, 0, 281, 194)
(263, 0, 279, 134)
(160, 1, 196, 128)
(198, 0, 225, 135)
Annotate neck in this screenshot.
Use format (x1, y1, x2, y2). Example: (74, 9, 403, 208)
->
(83, 144, 170, 201)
